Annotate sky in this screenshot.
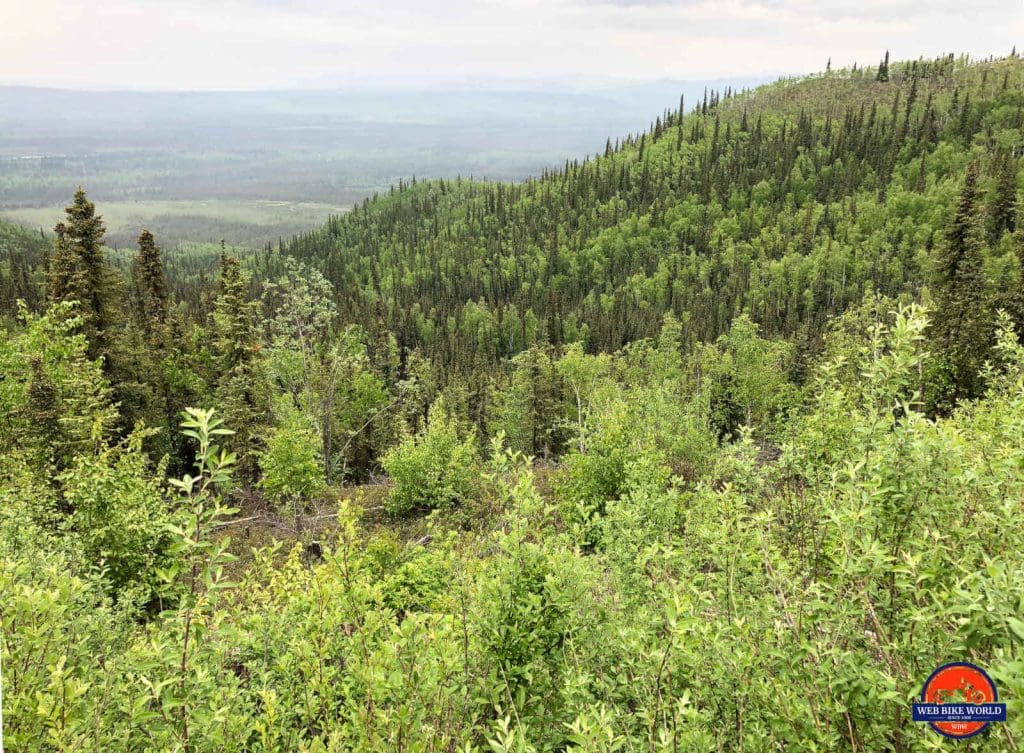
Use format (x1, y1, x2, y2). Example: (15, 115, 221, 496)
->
(1, 0, 1021, 91)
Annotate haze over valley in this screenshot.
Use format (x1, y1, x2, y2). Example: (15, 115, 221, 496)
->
(0, 79, 765, 246)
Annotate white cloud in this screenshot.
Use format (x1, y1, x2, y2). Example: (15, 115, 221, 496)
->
(0, 0, 1019, 89)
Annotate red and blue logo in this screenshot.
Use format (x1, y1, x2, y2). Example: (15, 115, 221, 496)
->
(912, 662, 1006, 739)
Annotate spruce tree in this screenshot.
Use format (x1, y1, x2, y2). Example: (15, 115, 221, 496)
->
(213, 252, 257, 369)
(988, 152, 1018, 242)
(211, 250, 269, 479)
(958, 93, 973, 142)
(46, 222, 83, 305)
(929, 162, 990, 406)
(876, 51, 890, 82)
(133, 228, 169, 344)
(5, 249, 37, 313)
(46, 188, 111, 362)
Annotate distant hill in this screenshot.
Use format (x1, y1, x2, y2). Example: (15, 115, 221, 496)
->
(281, 53, 1024, 368)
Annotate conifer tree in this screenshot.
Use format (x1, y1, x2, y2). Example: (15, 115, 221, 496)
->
(493, 345, 564, 458)
(958, 93, 973, 142)
(133, 228, 169, 345)
(46, 223, 82, 305)
(5, 250, 36, 312)
(211, 250, 269, 479)
(876, 51, 890, 82)
(213, 252, 257, 369)
(43, 190, 160, 439)
(929, 161, 990, 406)
(46, 188, 111, 362)
(988, 152, 1018, 242)
(1, 302, 118, 470)
(127, 227, 193, 463)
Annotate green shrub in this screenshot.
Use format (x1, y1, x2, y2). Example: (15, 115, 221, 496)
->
(379, 539, 456, 614)
(59, 430, 176, 602)
(258, 403, 325, 519)
(382, 401, 481, 515)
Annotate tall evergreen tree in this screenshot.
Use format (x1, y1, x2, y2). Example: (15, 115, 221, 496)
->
(876, 51, 890, 82)
(211, 250, 270, 479)
(929, 162, 990, 407)
(46, 223, 82, 305)
(213, 252, 258, 370)
(988, 151, 1018, 242)
(46, 188, 111, 362)
(133, 228, 169, 344)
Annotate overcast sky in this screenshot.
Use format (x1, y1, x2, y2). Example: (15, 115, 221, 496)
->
(1, 0, 1021, 90)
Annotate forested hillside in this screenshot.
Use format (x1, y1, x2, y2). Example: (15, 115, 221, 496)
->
(285, 53, 1023, 368)
(2, 52, 1024, 752)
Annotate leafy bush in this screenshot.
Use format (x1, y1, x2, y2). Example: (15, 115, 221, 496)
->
(379, 538, 456, 614)
(59, 430, 176, 601)
(382, 401, 481, 515)
(258, 402, 325, 519)
(555, 376, 714, 545)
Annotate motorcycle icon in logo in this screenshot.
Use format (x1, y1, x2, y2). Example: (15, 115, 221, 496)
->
(912, 662, 1007, 739)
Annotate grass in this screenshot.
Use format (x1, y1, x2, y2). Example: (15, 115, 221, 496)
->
(1, 199, 347, 249)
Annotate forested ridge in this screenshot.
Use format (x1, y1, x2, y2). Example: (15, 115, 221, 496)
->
(1, 51, 1024, 752)
(285, 52, 1024, 367)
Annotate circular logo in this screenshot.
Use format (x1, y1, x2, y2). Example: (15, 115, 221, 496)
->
(920, 663, 999, 739)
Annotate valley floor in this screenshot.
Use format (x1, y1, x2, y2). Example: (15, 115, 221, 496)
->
(2, 199, 346, 248)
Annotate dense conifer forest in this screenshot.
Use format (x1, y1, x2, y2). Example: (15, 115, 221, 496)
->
(2, 52, 1024, 751)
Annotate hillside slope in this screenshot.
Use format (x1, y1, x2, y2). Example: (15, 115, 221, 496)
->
(287, 53, 1024, 368)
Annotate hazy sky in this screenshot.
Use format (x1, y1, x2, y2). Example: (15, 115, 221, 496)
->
(1, 0, 1021, 90)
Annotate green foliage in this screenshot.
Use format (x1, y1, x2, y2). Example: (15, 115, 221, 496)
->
(258, 402, 326, 518)
(264, 260, 397, 482)
(58, 430, 175, 601)
(0, 556, 133, 752)
(5, 316, 1024, 750)
(211, 252, 271, 478)
(0, 218, 47, 315)
(132, 227, 169, 344)
(0, 301, 117, 469)
(554, 341, 612, 451)
(553, 328, 718, 545)
(5, 54, 1024, 753)
(928, 160, 992, 409)
(694, 313, 797, 438)
(475, 540, 574, 736)
(378, 537, 457, 615)
(492, 345, 567, 458)
(46, 188, 116, 362)
(988, 150, 1019, 242)
(283, 54, 1024, 378)
(382, 401, 481, 515)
